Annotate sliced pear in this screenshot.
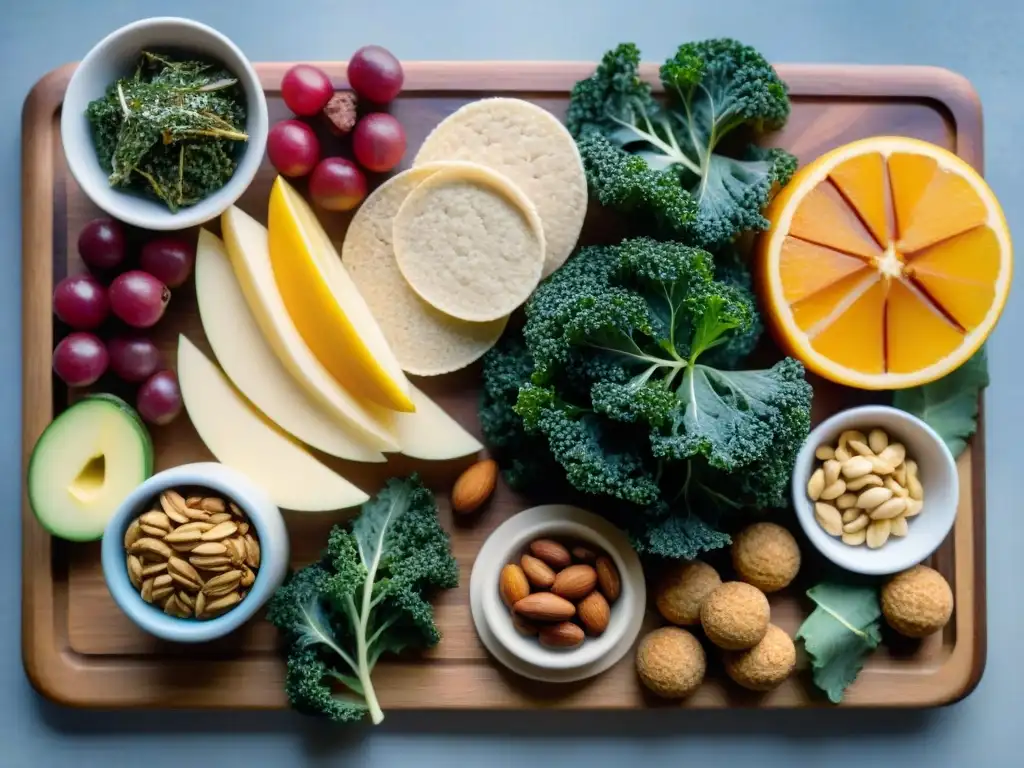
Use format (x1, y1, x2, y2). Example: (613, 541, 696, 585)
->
(177, 335, 368, 512)
(221, 205, 398, 452)
(268, 177, 415, 412)
(397, 384, 483, 460)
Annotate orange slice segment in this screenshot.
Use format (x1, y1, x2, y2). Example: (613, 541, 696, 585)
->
(829, 152, 890, 246)
(788, 181, 882, 260)
(808, 277, 887, 375)
(779, 237, 869, 304)
(757, 136, 1012, 389)
(886, 280, 964, 375)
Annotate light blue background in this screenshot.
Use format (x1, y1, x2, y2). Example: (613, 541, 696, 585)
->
(3, 1, 1021, 765)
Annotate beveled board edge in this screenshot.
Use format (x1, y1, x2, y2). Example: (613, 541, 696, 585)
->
(21, 61, 986, 709)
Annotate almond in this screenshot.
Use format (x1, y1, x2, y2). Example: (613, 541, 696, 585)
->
(513, 592, 575, 622)
(520, 554, 556, 589)
(595, 555, 621, 602)
(577, 590, 611, 636)
(512, 615, 539, 636)
(451, 459, 498, 515)
(552, 564, 598, 601)
(571, 546, 597, 563)
(539, 621, 585, 648)
(499, 564, 531, 607)
(529, 539, 571, 570)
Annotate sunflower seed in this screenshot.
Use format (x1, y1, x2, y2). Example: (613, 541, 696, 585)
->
(142, 562, 167, 577)
(127, 555, 143, 589)
(178, 590, 195, 610)
(200, 497, 226, 513)
(197, 564, 232, 574)
(130, 537, 172, 560)
(244, 535, 260, 569)
(169, 557, 203, 589)
(225, 537, 246, 565)
(139, 510, 171, 531)
(190, 555, 232, 569)
(192, 541, 228, 557)
(141, 578, 155, 603)
(185, 496, 203, 508)
(202, 570, 242, 596)
(207, 512, 232, 524)
(204, 592, 241, 616)
(195, 591, 207, 617)
(201, 521, 238, 541)
(140, 524, 167, 537)
(229, 502, 245, 518)
(164, 527, 203, 544)
(151, 584, 174, 602)
(240, 566, 255, 588)
(238, 522, 249, 536)
(184, 507, 212, 522)
(163, 594, 182, 616)
(161, 491, 190, 524)
(124, 519, 142, 549)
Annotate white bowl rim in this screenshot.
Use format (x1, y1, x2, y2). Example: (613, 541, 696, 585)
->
(470, 504, 646, 681)
(791, 404, 959, 576)
(101, 461, 288, 642)
(60, 16, 268, 230)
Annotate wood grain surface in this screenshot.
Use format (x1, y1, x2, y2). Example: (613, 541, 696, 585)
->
(21, 61, 986, 710)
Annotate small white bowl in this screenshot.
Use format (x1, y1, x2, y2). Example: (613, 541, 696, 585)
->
(61, 17, 268, 230)
(101, 462, 289, 642)
(792, 405, 958, 576)
(469, 505, 645, 683)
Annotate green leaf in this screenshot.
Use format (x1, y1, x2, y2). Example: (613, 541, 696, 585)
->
(892, 348, 989, 458)
(795, 582, 882, 704)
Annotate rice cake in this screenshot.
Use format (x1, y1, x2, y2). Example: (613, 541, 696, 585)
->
(341, 163, 508, 376)
(392, 163, 545, 323)
(414, 98, 586, 276)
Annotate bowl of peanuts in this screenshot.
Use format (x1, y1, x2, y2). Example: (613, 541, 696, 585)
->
(101, 462, 289, 642)
(792, 405, 958, 576)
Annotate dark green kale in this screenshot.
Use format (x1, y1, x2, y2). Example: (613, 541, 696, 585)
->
(567, 40, 796, 249)
(266, 476, 458, 725)
(86, 51, 247, 212)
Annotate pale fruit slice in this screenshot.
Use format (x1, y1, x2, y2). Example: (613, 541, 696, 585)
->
(177, 335, 368, 512)
(221, 205, 398, 452)
(396, 385, 483, 460)
(195, 229, 384, 463)
(268, 178, 415, 412)
(758, 136, 1012, 390)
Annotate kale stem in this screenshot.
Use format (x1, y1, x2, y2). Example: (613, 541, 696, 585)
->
(116, 83, 130, 118)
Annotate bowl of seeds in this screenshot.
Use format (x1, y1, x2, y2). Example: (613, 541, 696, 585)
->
(101, 462, 288, 642)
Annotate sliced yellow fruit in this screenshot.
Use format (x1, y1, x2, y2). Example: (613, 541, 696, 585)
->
(177, 335, 369, 512)
(195, 228, 385, 463)
(268, 178, 415, 412)
(396, 385, 483, 460)
(220, 205, 399, 451)
(757, 135, 1012, 389)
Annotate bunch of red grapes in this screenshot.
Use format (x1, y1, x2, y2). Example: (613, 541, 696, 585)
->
(53, 217, 189, 426)
(267, 45, 406, 211)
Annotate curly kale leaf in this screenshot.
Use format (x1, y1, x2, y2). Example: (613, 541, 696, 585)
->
(625, 502, 733, 561)
(567, 39, 796, 248)
(266, 476, 457, 725)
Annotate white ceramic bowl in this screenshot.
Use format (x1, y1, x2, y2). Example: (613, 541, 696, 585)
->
(469, 505, 645, 683)
(792, 405, 958, 576)
(101, 462, 289, 642)
(61, 17, 268, 230)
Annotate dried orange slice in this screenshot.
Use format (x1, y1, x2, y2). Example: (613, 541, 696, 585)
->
(756, 136, 1012, 389)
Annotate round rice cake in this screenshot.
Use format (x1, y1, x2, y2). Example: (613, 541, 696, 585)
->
(341, 162, 509, 376)
(414, 98, 586, 276)
(392, 163, 545, 323)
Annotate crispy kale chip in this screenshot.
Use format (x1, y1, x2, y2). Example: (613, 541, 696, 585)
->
(567, 40, 796, 248)
(266, 476, 458, 725)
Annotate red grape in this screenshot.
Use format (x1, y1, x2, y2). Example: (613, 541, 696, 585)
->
(352, 113, 406, 173)
(347, 45, 404, 104)
(140, 237, 195, 288)
(53, 274, 110, 330)
(309, 158, 368, 211)
(108, 270, 170, 328)
(281, 64, 334, 116)
(53, 332, 108, 387)
(137, 370, 182, 425)
(77, 217, 126, 271)
(107, 336, 162, 383)
(267, 120, 320, 177)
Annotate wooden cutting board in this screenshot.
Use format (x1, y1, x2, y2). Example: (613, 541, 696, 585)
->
(21, 61, 985, 710)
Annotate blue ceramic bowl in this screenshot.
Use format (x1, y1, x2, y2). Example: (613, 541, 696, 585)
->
(101, 462, 289, 643)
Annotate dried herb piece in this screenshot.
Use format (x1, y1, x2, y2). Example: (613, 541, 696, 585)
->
(86, 51, 248, 212)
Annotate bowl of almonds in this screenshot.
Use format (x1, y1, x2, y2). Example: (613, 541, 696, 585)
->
(101, 462, 289, 642)
(469, 504, 646, 681)
(792, 405, 958, 576)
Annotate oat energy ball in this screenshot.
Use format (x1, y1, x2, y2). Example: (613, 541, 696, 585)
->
(635, 627, 706, 699)
(701, 581, 770, 650)
(881, 565, 954, 638)
(724, 624, 796, 691)
(731, 522, 801, 593)
(655, 560, 721, 626)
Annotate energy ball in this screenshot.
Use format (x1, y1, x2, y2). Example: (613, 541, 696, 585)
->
(881, 565, 954, 638)
(655, 560, 722, 626)
(701, 582, 770, 650)
(731, 522, 801, 593)
(635, 627, 706, 699)
(724, 624, 796, 691)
